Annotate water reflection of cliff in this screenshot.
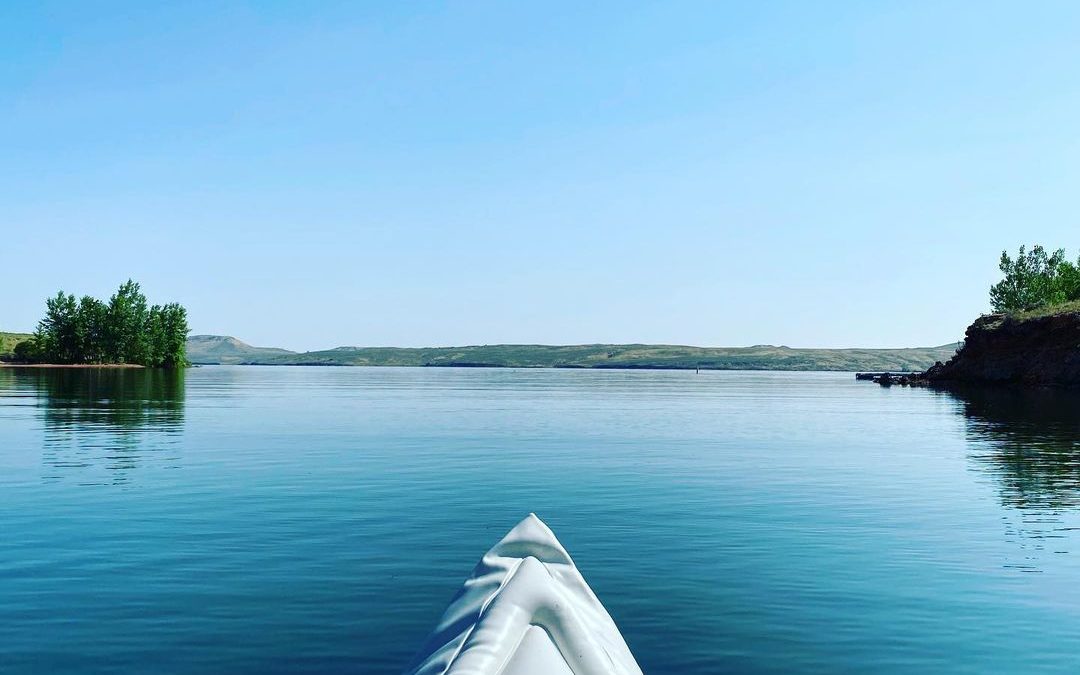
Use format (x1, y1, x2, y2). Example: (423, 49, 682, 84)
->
(945, 385, 1080, 570)
(17, 368, 186, 482)
(948, 385, 1080, 509)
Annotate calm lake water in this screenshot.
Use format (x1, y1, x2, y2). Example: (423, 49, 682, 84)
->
(3, 366, 1080, 674)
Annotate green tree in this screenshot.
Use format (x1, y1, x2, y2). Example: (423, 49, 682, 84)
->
(24, 280, 188, 368)
(1059, 257, 1080, 302)
(106, 279, 150, 364)
(13, 337, 42, 362)
(157, 303, 190, 368)
(76, 296, 108, 363)
(36, 291, 80, 363)
(989, 245, 1080, 313)
(146, 305, 164, 367)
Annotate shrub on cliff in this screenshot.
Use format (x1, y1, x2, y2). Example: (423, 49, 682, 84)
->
(989, 245, 1080, 313)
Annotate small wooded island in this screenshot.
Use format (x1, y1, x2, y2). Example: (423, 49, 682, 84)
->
(5, 280, 189, 368)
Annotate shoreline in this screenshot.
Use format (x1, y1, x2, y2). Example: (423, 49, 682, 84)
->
(193, 362, 919, 373)
(0, 363, 146, 369)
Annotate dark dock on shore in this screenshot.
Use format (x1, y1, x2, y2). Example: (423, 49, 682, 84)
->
(855, 371, 921, 385)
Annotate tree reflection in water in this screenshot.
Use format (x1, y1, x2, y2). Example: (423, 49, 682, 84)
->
(10, 368, 185, 483)
(946, 384, 1080, 570)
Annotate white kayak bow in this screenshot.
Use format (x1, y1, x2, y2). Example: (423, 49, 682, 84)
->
(405, 514, 643, 675)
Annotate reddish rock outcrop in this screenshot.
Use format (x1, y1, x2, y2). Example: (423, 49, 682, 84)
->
(925, 311, 1080, 386)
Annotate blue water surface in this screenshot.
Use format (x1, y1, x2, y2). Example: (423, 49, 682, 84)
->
(2, 366, 1080, 674)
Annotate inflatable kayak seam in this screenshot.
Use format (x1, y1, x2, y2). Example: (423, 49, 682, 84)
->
(438, 556, 528, 675)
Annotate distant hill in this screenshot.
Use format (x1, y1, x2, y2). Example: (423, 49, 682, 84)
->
(210, 339, 960, 372)
(186, 335, 296, 364)
(0, 332, 32, 357)
(6, 330, 959, 371)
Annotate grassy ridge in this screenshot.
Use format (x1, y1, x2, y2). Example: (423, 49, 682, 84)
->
(0, 332, 32, 356)
(250, 342, 960, 371)
(186, 335, 295, 365)
(14, 331, 958, 371)
(1011, 299, 1080, 321)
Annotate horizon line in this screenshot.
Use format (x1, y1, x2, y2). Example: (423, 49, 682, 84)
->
(188, 334, 960, 353)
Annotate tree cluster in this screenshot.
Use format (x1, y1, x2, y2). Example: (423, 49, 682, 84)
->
(989, 245, 1080, 313)
(15, 280, 189, 368)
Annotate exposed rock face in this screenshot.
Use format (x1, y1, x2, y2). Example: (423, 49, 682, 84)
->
(926, 311, 1080, 386)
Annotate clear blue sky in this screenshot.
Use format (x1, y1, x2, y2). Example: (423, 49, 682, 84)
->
(3, 1, 1078, 351)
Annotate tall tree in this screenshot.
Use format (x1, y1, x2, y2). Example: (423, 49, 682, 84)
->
(158, 303, 190, 369)
(36, 292, 79, 363)
(76, 296, 108, 364)
(106, 279, 150, 364)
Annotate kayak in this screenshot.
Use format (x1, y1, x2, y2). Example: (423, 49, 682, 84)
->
(404, 514, 643, 675)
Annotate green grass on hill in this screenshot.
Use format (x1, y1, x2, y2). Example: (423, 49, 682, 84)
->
(8, 328, 959, 371)
(250, 342, 960, 371)
(0, 332, 32, 356)
(185, 335, 295, 364)
(12, 330, 957, 372)
(1011, 299, 1080, 321)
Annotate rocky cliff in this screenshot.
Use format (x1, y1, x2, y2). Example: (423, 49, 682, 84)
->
(926, 310, 1080, 385)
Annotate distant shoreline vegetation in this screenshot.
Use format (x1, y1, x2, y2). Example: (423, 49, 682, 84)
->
(10, 280, 189, 369)
(185, 335, 959, 371)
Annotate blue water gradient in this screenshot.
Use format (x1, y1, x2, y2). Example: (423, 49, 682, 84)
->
(2, 367, 1079, 673)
